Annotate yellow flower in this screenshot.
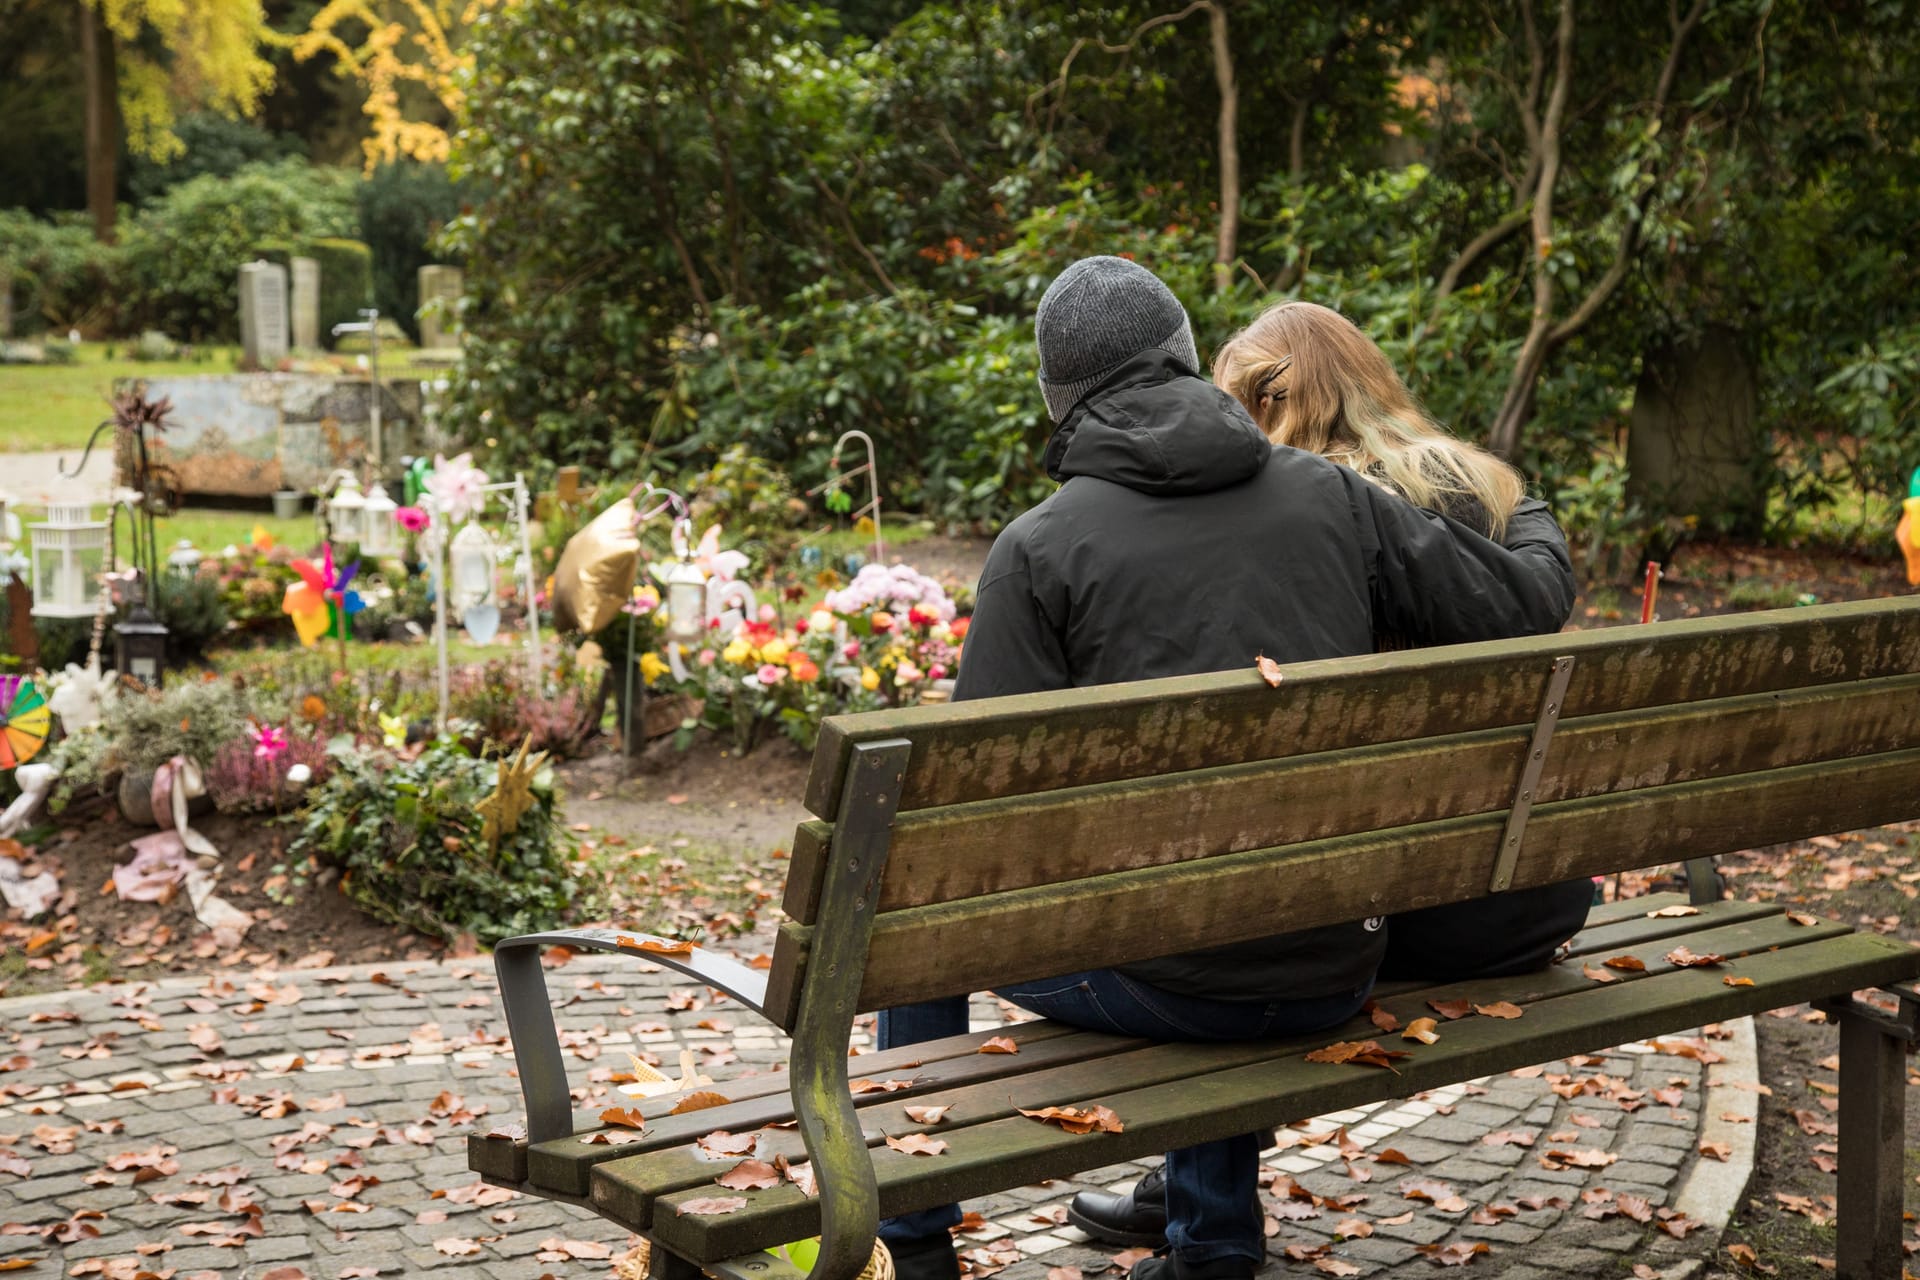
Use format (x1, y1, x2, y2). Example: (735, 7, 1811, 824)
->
(639, 652, 669, 686)
(379, 712, 407, 748)
(860, 666, 881, 692)
(760, 637, 790, 664)
(723, 638, 754, 666)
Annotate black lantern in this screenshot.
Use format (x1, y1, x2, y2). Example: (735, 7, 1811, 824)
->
(114, 574, 170, 689)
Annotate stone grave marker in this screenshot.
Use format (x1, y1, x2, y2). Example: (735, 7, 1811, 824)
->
(238, 260, 290, 368)
(290, 256, 321, 351)
(417, 264, 465, 350)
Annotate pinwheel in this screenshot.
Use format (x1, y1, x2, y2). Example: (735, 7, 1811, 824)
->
(0, 675, 51, 770)
(282, 544, 366, 647)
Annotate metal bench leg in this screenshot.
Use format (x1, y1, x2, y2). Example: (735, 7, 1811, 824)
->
(1683, 857, 1721, 905)
(1836, 1007, 1905, 1280)
(650, 1243, 706, 1280)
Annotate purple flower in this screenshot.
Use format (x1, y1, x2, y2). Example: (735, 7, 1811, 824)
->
(250, 723, 289, 761)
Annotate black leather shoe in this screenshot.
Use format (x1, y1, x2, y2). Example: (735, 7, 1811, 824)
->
(887, 1233, 961, 1280)
(1127, 1249, 1255, 1280)
(1066, 1165, 1168, 1247)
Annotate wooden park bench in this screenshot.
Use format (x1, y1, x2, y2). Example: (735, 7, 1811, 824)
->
(471, 597, 1920, 1280)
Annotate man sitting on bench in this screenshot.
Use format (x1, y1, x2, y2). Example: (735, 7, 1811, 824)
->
(875, 255, 1579, 1280)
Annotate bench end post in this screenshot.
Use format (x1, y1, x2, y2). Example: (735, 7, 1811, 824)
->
(1836, 1005, 1906, 1280)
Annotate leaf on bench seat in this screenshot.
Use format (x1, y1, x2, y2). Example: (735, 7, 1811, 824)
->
(617, 936, 696, 958)
(1646, 905, 1700, 918)
(1473, 1001, 1524, 1019)
(696, 1130, 760, 1158)
(1304, 1040, 1412, 1072)
(1664, 946, 1725, 968)
(904, 1104, 951, 1124)
(1401, 1018, 1440, 1045)
(848, 1077, 919, 1095)
(599, 1107, 646, 1130)
(1581, 964, 1619, 984)
(668, 1091, 732, 1115)
(715, 1159, 782, 1190)
(1602, 954, 1646, 972)
(1016, 1105, 1124, 1135)
(884, 1134, 950, 1156)
(977, 1037, 1019, 1054)
(1426, 999, 1472, 1020)
(676, 1196, 748, 1217)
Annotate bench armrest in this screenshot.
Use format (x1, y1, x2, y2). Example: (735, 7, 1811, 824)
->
(495, 927, 771, 1143)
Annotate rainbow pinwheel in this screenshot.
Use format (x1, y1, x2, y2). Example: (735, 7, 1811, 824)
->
(282, 545, 366, 646)
(0, 675, 51, 770)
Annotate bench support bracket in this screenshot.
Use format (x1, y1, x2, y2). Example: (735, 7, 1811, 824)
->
(791, 738, 913, 1280)
(1488, 655, 1575, 893)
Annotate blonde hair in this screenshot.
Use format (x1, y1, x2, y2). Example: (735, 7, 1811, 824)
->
(1212, 301, 1524, 539)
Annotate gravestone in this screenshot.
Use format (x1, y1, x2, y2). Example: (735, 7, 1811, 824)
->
(237, 261, 290, 369)
(417, 265, 464, 350)
(290, 256, 321, 351)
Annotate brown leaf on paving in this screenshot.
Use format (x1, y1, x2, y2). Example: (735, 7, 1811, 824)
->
(1284, 1244, 1331, 1262)
(977, 1037, 1019, 1054)
(1698, 1140, 1733, 1162)
(539, 1239, 614, 1260)
(1473, 1001, 1524, 1019)
(1513, 1193, 1569, 1211)
(1540, 1148, 1618, 1170)
(617, 935, 695, 958)
(1402, 1017, 1440, 1045)
(1650, 1038, 1725, 1065)
(1581, 964, 1619, 984)
(1416, 1241, 1491, 1267)
(904, 1105, 952, 1124)
(0, 1152, 32, 1177)
(884, 1134, 950, 1157)
(1398, 1177, 1470, 1213)
(1111, 1249, 1155, 1272)
(259, 1268, 309, 1280)
(1603, 954, 1647, 972)
(599, 1107, 646, 1130)
(1333, 1217, 1373, 1239)
(1047, 1267, 1083, 1280)
(433, 1238, 482, 1257)
(1305, 1040, 1412, 1072)
(1313, 1260, 1361, 1277)
(1810, 1154, 1838, 1173)
(1481, 1130, 1536, 1148)
(1470, 1204, 1518, 1225)
(0, 1262, 40, 1273)
(676, 1196, 750, 1216)
(1725, 1242, 1772, 1271)
(1373, 1148, 1412, 1165)
(1255, 655, 1285, 687)
(1270, 1198, 1322, 1222)
(1367, 1002, 1399, 1033)
(1427, 999, 1473, 1020)
(1017, 1105, 1123, 1135)
(668, 1091, 732, 1115)
(696, 1130, 760, 1157)
(1664, 946, 1724, 968)
(188, 1024, 224, 1055)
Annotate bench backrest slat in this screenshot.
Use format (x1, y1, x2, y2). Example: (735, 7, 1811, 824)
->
(754, 599, 1920, 1028)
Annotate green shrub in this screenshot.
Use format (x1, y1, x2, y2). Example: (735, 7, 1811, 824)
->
(121, 159, 359, 341)
(0, 210, 125, 335)
(357, 162, 465, 340)
(290, 737, 586, 944)
(152, 572, 231, 662)
(125, 113, 303, 207)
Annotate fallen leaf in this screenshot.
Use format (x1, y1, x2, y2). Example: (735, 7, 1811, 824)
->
(1427, 999, 1473, 1020)
(1016, 1105, 1123, 1135)
(1665, 946, 1724, 968)
(1415, 1241, 1491, 1266)
(1724, 976, 1756, 987)
(977, 1037, 1019, 1055)
(1373, 1148, 1412, 1165)
(1603, 955, 1646, 972)
(848, 1078, 918, 1095)
(1399, 1177, 1470, 1213)
(904, 1105, 952, 1124)
(1402, 1017, 1440, 1045)
(1313, 1261, 1361, 1277)
(1306, 1040, 1412, 1072)
(676, 1196, 749, 1216)
(1540, 1148, 1618, 1170)
(618, 936, 695, 958)
(433, 1238, 481, 1257)
(1698, 1140, 1732, 1162)
(1333, 1218, 1372, 1239)
(1368, 1004, 1400, 1033)
(259, 1269, 309, 1280)
(1255, 655, 1285, 687)
(884, 1134, 949, 1157)
(1047, 1267, 1082, 1280)
(1473, 1001, 1523, 1020)
(1646, 904, 1699, 918)
(1582, 964, 1619, 984)
(1785, 912, 1820, 926)
(715, 1160, 782, 1190)
(668, 1091, 731, 1115)
(1481, 1130, 1536, 1148)
(599, 1107, 646, 1130)
(696, 1130, 760, 1157)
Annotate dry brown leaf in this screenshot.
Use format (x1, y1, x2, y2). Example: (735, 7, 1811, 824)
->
(715, 1160, 782, 1190)
(1333, 1218, 1373, 1239)
(1785, 912, 1820, 927)
(1255, 655, 1285, 687)
(599, 1107, 646, 1130)
(668, 1091, 731, 1115)
(848, 1078, 919, 1095)
(1603, 954, 1647, 972)
(1016, 1105, 1123, 1135)
(1368, 1004, 1400, 1033)
(884, 1134, 949, 1157)
(1581, 964, 1619, 984)
(696, 1130, 760, 1157)
(1402, 1017, 1440, 1045)
(1724, 976, 1756, 987)
(1481, 1130, 1536, 1148)
(1398, 1177, 1469, 1213)
(1372, 1148, 1412, 1165)
(1427, 999, 1473, 1020)
(1646, 904, 1699, 918)
(1664, 946, 1725, 968)
(433, 1238, 481, 1257)
(1313, 1260, 1361, 1277)
(1698, 1140, 1733, 1162)
(977, 1037, 1019, 1055)
(1415, 1241, 1491, 1266)
(1473, 1001, 1524, 1020)
(904, 1105, 952, 1124)
(1304, 1040, 1412, 1072)
(1540, 1148, 1618, 1170)
(676, 1196, 749, 1216)
(618, 936, 696, 958)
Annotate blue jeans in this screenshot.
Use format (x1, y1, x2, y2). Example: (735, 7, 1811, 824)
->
(875, 971, 1371, 1265)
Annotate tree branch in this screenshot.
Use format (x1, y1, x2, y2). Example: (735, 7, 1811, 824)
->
(1431, 206, 1531, 305)
(810, 171, 899, 296)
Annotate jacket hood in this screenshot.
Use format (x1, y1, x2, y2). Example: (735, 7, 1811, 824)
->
(1043, 349, 1270, 497)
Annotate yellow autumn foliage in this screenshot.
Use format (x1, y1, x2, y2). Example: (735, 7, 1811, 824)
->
(86, 0, 276, 160)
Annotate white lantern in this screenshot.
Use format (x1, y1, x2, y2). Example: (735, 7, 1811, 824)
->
(661, 557, 708, 644)
(360, 482, 399, 557)
(449, 521, 498, 614)
(166, 539, 203, 577)
(30, 501, 108, 618)
(0, 489, 19, 545)
(0, 489, 24, 581)
(328, 473, 367, 547)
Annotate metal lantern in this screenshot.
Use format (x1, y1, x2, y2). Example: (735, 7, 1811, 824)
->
(661, 556, 708, 644)
(114, 574, 169, 688)
(360, 482, 399, 558)
(449, 521, 498, 614)
(0, 489, 24, 580)
(327, 473, 367, 547)
(30, 501, 108, 618)
(166, 539, 203, 577)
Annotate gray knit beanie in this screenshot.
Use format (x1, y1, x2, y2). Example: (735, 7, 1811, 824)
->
(1034, 255, 1200, 422)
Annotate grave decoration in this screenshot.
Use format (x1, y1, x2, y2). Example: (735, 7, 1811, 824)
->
(1899, 464, 1920, 586)
(805, 428, 885, 569)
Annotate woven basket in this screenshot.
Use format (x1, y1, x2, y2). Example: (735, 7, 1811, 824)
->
(614, 1237, 894, 1280)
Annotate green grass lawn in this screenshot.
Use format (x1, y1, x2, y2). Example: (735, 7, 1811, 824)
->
(0, 341, 457, 453)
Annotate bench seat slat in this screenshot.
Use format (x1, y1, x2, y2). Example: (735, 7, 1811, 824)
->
(856, 677, 1920, 916)
(525, 1024, 1144, 1196)
(594, 905, 1853, 1237)
(826, 748, 1920, 1010)
(643, 930, 1920, 1260)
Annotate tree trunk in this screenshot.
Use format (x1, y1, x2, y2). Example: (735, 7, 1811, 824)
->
(79, 0, 118, 245)
(1207, 1, 1239, 292)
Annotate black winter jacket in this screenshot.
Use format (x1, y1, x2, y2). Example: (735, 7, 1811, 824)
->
(951, 350, 1577, 1001)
